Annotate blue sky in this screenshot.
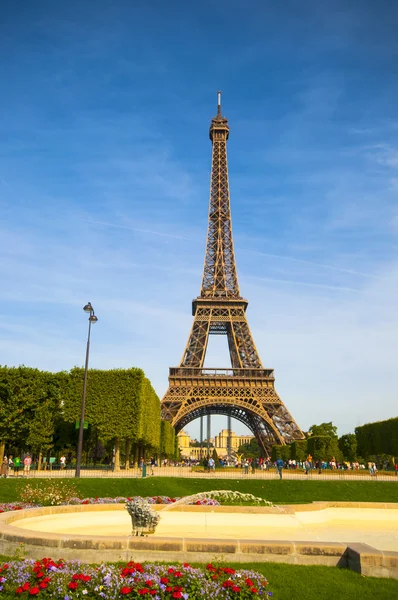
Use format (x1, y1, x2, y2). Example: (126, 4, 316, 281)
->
(1, 1, 397, 440)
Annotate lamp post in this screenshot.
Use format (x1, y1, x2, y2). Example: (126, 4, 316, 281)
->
(75, 302, 98, 478)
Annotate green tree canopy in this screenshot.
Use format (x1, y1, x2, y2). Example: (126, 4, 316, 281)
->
(308, 422, 338, 438)
(238, 438, 260, 459)
(338, 433, 357, 461)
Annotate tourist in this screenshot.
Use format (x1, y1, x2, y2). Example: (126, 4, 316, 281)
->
(150, 456, 156, 476)
(60, 455, 66, 469)
(304, 460, 310, 475)
(276, 457, 284, 479)
(208, 456, 215, 472)
(244, 459, 249, 474)
(8, 455, 14, 476)
(23, 454, 32, 476)
(13, 455, 21, 476)
(1, 456, 8, 478)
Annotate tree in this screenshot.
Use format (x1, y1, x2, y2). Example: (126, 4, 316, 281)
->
(271, 444, 291, 462)
(308, 422, 338, 438)
(307, 436, 342, 462)
(238, 438, 260, 459)
(290, 440, 307, 461)
(338, 434, 357, 461)
(0, 366, 62, 459)
(160, 421, 176, 460)
(61, 368, 156, 469)
(355, 417, 398, 458)
(26, 402, 56, 469)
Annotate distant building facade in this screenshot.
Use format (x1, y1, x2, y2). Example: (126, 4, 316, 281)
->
(177, 429, 254, 459)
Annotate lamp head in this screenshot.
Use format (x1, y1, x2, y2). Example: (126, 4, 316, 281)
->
(83, 303, 93, 313)
(89, 315, 98, 323)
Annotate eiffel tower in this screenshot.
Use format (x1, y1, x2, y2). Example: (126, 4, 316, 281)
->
(161, 93, 304, 454)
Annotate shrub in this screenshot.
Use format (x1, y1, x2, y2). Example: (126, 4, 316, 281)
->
(18, 481, 80, 506)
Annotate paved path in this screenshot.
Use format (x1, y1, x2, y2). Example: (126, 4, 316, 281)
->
(12, 467, 398, 482)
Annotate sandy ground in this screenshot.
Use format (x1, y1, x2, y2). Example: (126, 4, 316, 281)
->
(12, 507, 398, 552)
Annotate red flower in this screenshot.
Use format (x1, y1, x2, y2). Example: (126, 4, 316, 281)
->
(72, 574, 80, 580)
(183, 563, 190, 568)
(174, 572, 182, 578)
(165, 586, 173, 592)
(16, 587, 23, 594)
(160, 577, 169, 584)
(246, 578, 254, 587)
(39, 582, 48, 589)
(68, 582, 78, 590)
(120, 587, 132, 595)
(145, 580, 152, 586)
(29, 587, 40, 595)
(138, 588, 149, 595)
(83, 575, 91, 582)
(149, 591, 157, 596)
(36, 571, 44, 578)
(22, 582, 31, 591)
(167, 568, 174, 574)
(251, 588, 258, 593)
(232, 586, 240, 593)
(172, 593, 182, 599)
(3, 564, 9, 569)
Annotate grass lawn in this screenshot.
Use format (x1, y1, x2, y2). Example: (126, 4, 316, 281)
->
(0, 477, 397, 504)
(239, 562, 398, 599)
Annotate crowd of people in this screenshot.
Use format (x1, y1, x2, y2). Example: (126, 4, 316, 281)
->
(1, 454, 32, 477)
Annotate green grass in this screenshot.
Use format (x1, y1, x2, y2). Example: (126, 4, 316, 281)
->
(0, 477, 397, 504)
(237, 562, 398, 600)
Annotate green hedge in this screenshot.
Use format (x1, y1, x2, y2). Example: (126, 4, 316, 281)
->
(355, 417, 398, 458)
(306, 436, 342, 462)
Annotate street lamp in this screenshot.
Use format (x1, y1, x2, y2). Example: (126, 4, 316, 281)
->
(75, 302, 98, 478)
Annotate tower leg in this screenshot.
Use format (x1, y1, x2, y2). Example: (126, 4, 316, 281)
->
(200, 416, 203, 459)
(227, 414, 232, 463)
(207, 414, 211, 457)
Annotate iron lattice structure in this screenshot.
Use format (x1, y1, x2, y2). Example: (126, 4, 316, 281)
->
(161, 94, 304, 454)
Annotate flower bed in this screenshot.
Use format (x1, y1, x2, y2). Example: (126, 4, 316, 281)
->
(0, 559, 272, 599)
(0, 497, 220, 513)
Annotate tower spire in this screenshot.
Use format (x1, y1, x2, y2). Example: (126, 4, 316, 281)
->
(202, 93, 238, 298)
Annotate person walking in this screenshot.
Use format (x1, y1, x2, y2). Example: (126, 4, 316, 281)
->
(13, 456, 21, 476)
(244, 459, 249, 474)
(23, 454, 32, 476)
(1, 456, 8, 478)
(60, 455, 66, 470)
(150, 456, 156, 476)
(276, 457, 284, 479)
(8, 455, 14, 476)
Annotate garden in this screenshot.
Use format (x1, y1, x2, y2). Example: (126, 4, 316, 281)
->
(0, 479, 398, 599)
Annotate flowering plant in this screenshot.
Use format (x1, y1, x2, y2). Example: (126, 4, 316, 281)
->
(0, 559, 272, 599)
(2, 496, 223, 513)
(18, 482, 80, 507)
